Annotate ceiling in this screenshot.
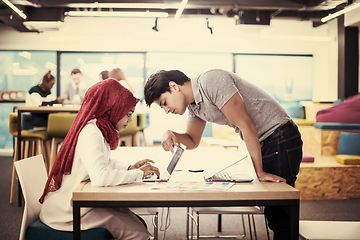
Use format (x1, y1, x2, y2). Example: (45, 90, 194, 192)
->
(0, 0, 353, 32)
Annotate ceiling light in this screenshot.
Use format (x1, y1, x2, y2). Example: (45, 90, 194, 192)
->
(44, 62, 57, 70)
(23, 21, 65, 31)
(321, 2, 360, 22)
(19, 51, 31, 59)
(67, 11, 168, 18)
(174, 0, 188, 19)
(12, 66, 38, 75)
(2, 0, 27, 20)
(67, 3, 178, 9)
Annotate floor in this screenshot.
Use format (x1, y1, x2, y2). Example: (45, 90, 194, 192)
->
(1, 155, 360, 240)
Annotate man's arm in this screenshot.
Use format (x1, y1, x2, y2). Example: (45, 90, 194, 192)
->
(162, 119, 206, 152)
(221, 92, 285, 182)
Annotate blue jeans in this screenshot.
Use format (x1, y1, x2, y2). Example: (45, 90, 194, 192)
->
(261, 124, 303, 240)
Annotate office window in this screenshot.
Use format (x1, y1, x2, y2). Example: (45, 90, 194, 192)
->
(59, 52, 145, 99)
(235, 54, 313, 102)
(0, 50, 56, 151)
(146, 52, 233, 80)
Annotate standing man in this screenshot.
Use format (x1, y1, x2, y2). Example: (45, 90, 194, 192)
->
(144, 69, 303, 240)
(61, 68, 87, 105)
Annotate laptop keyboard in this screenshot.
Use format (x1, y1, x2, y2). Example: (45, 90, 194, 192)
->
(144, 173, 158, 180)
(210, 171, 233, 180)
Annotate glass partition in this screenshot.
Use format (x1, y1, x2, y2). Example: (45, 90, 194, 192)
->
(59, 52, 145, 99)
(1, 51, 314, 151)
(234, 54, 313, 102)
(0, 50, 56, 151)
(146, 52, 233, 80)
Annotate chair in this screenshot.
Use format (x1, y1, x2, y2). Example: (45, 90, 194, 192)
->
(135, 113, 147, 146)
(186, 206, 270, 240)
(131, 208, 159, 240)
(47, 113, 77, 174)
(9, 112, 48, 204)
(14, 154, 112, 240)
(119, 113, 146, 146)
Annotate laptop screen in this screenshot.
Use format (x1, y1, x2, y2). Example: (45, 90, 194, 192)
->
(166, 144, 185, 174)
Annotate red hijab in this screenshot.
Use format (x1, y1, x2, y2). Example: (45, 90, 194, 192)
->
(39, 79, 139, 203)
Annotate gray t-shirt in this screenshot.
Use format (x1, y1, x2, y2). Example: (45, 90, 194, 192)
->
(187, 69, 290, 142)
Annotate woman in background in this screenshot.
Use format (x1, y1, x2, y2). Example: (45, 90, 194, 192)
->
(39, 79, 159, 239)
(109, 68, 135, 94)
(25, 70, 64, 127)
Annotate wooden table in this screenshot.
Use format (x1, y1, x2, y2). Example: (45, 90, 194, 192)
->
(72, 147, 300, 240)
(16, 106, 80, 206)
(16, 106, 80, 162)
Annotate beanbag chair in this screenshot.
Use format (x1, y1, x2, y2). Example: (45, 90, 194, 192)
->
(316, 93, 360, 124)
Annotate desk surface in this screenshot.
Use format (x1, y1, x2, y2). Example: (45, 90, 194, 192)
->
(73, 146, 299, 202)
(17, 105, 80, 112)
(72, 146, 300, 240)
(74, 180, 299, 202)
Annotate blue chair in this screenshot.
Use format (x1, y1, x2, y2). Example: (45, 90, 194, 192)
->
(14, 155, 112, 240)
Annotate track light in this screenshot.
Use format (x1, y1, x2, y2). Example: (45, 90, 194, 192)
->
(2, 0, 27, 20)
(321, 2, 360, 23)
(152, 18, 159, 32)
(174, 0, 188, 19)
(67, 10, 168, 18)
(206, 18, 213, 34)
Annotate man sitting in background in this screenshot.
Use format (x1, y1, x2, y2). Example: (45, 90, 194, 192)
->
(61, 68, 87, 105)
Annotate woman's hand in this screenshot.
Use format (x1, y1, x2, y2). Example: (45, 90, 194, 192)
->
(257, 171, 286, 183)
(162, 130, 178, 153)
(139, 162, 160, 178)
(129, 159, 155, 170)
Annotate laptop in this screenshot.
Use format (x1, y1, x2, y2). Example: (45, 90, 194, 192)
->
(143, 143, 186, 182)
(203, 153, 254, 183)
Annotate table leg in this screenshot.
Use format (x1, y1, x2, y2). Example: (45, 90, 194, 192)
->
(17, 110, 22, 207)
(217, 214, 222, 232)
(290, 199, 300, 240)
(73, 201, 81, 240)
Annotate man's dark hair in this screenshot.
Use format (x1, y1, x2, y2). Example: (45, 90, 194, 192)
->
(100, 70, 109, 80)
(144, 70, 189, 107)
(71, 68, 82, 75)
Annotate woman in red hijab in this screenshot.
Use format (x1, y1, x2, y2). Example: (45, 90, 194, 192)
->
(39, 79, 159, 240)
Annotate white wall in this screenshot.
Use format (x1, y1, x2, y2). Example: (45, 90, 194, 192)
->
(0, 16, 340, 101)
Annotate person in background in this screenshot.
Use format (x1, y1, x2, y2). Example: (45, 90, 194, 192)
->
(109, 67, 135, 94)
(25, 70, 64, 127)
(61, 68, 87, 105)
(39, 79, 159, 240)
(144, 69, 303, 240)
(99, 70, 109, 81)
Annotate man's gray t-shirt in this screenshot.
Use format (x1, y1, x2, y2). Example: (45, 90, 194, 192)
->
(187, 69, 290, 142)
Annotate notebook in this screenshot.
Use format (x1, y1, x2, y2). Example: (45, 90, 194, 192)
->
(143, 143, 186, 182)
(203, 153, 254, 183)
